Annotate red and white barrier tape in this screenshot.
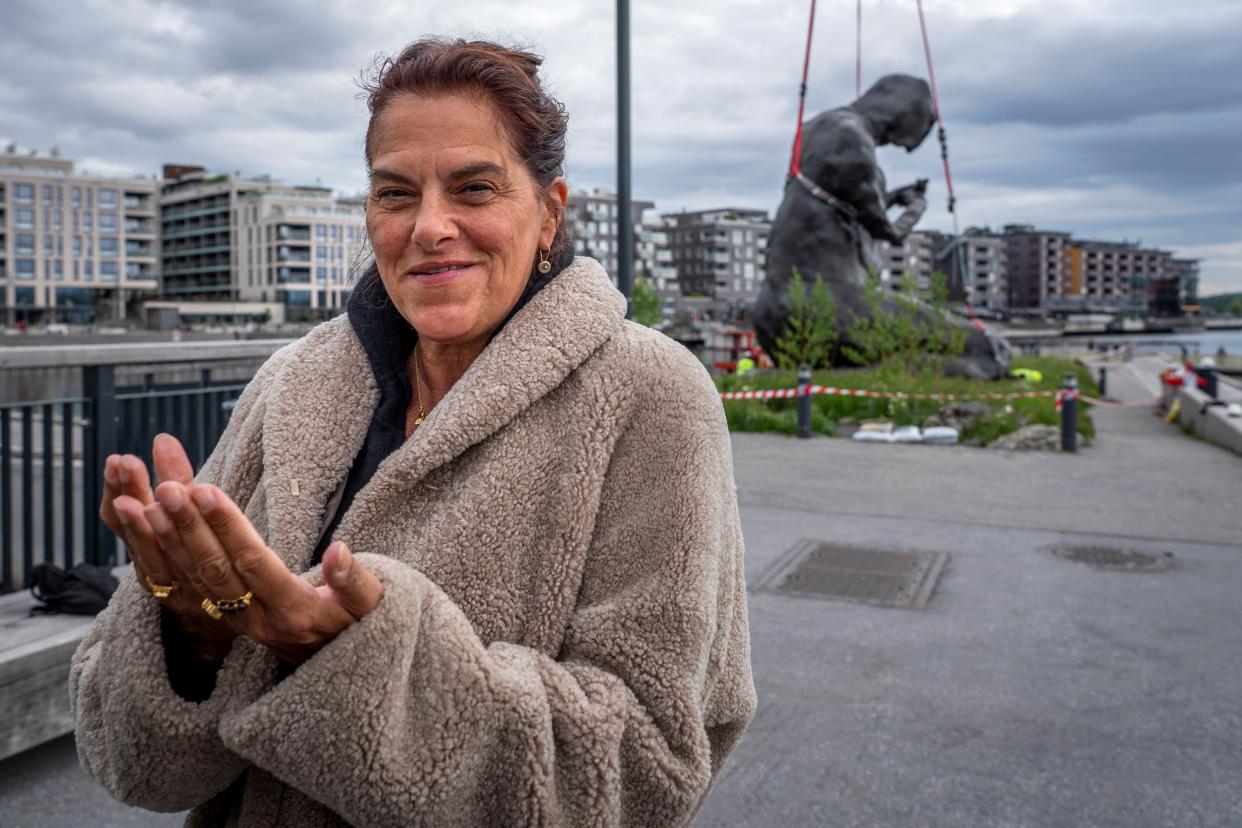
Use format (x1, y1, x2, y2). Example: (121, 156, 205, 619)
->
(720, 385, 1058, 402)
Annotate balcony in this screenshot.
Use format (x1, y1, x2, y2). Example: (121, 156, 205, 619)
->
(277, 246, 311, 263)
(277, 224, 312, 242)
(126, 241, 156, 257)
(124, 194, 155, 212)
(124, 219, 157, 235)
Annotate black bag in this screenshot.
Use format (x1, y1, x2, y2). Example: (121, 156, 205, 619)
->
(28, 563, 119, 615)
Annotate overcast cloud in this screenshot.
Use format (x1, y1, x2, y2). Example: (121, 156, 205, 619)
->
(2, 0, 1240, 292)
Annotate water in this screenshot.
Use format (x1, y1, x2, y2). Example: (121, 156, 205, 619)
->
(1108, 329, 1242, 358)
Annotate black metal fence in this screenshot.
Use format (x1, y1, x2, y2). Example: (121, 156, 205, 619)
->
(1, 365, 249, 593)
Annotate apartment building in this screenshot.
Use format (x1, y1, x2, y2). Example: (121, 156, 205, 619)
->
(635, 215, 679, 301)
(234, 190, 367, 319)
(931, 229, 1009, 311)
(159, 165, 366, 321)
(1002, 225, 1074, 310)
(0, 149, 160, 325)
(663, 208, 770, 312)
(875, 231, 936, 292)
(564, 188, 653, 283)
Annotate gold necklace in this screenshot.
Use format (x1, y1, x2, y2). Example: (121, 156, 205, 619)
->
(410, 343, 427, 429)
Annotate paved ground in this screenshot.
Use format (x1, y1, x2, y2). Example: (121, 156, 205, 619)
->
(2, 357, 1238, 827)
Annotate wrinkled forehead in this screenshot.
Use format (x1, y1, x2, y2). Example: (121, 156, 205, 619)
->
(369, 90, 522, 171)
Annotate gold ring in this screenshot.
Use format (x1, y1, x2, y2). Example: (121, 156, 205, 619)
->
(201, 597, 224, 621)
(145, 575, 181, 600)
(215, 591, 254, 614)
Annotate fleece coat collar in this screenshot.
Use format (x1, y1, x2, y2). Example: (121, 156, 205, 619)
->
(261, 257, 627, 571)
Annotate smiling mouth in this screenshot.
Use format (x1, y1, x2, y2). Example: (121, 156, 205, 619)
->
(406, 263, 475, 282)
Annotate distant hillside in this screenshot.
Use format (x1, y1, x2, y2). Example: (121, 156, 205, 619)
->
(1201, 292, 1242, 315)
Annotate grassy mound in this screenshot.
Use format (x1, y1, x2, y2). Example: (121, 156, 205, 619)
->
(716, 357, 1098, 445)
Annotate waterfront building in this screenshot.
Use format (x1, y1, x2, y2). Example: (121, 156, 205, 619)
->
(1002, 224, 1199, 318)
(0, 148, 160, 325)
(159, 165, 366, 322)
(635, 214, 680, 317)
(234, 189, 366, 320)
(564, 188, 653, 283)
(663, 208, 770, 316)
(876, 231, 936, 292)
(1002, 225, 1074, 311)
(930, 228, 1009, 312)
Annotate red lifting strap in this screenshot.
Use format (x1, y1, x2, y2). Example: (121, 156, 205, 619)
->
(788, 0, 818, 178)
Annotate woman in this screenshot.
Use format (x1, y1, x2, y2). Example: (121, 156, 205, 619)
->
(73, 38, 755, 827)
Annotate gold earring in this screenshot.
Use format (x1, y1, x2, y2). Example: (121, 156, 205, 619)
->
(537, 249, 552, 275)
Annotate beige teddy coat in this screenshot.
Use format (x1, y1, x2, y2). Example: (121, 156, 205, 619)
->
(70, 257, 756, 827)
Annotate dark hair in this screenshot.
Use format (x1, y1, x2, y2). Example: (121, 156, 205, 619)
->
(360, 38, 573, 268)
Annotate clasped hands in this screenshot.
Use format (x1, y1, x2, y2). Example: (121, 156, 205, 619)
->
(100, 433, 383, 667)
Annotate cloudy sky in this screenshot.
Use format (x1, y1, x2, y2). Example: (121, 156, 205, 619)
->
(3, 0, 1240, 293)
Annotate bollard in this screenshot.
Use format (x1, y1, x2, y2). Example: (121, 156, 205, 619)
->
(797, 364, 812, 439)
(1060, 372, 1078, 453)
(1098, 366, 1108, 398)
(1197, 364, 1218, 399)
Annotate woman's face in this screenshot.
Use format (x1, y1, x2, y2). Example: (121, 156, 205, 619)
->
(366, 92, 567, 348)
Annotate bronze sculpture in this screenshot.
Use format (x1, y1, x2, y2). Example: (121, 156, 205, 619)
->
(754, 74, 1011, 379)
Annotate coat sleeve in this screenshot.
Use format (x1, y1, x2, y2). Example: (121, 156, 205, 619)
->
(216, 344, 757, 827)
(70, 345, 295, 811)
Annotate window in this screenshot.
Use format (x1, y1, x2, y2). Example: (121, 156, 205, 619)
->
(15, 287, 35, 306)
(71, 187, 81, 207)
(16, 234, 35, 254)
(44, 235, 53, 255)
(99, 237, 119, 256)
(15, 208, 35, 228)
(316, 246, 328, 261)
(16, 259, 36, 279)
(315, 224, 327, 241)
(99, 213, 118, 231)
(52, 210, 63, 231)
(74, 237, 82, 256)
(97, 188, 118, 208)
(99, 261, 119, 281)
(43, 185, 53, 202)
(83, 260, 93, 279)
(83, 213, 93, 232)
(316, 266, 328, 283)
(14, 183, 34, 204)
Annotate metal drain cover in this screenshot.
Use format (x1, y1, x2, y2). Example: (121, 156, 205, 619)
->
(754, 540, 948, 609)
(1047, 544, 1175, 572)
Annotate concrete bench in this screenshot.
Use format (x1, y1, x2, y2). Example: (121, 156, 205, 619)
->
(0, 568, 126, 761)
(1177, 386, 1242, 456)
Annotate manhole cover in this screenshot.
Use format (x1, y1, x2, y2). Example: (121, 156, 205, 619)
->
(753, 540, 948, 609)
(1046, 544, 1175, 572)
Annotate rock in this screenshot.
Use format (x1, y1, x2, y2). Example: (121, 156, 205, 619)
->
(922, 402, 993, 434)
(989, 424, 1061, 451)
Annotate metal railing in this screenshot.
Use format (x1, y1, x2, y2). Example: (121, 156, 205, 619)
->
(1, 366, 249, 592)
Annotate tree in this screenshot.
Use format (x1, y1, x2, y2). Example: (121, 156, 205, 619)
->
(631, 276, 663, 328)
(772, 268, 838, 369)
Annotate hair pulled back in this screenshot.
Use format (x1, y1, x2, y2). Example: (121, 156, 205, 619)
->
(361, 38, 573, 268)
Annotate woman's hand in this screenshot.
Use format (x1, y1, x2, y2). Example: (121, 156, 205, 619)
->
(141, 437, 384, 667)
(102, 435, 237, 662)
